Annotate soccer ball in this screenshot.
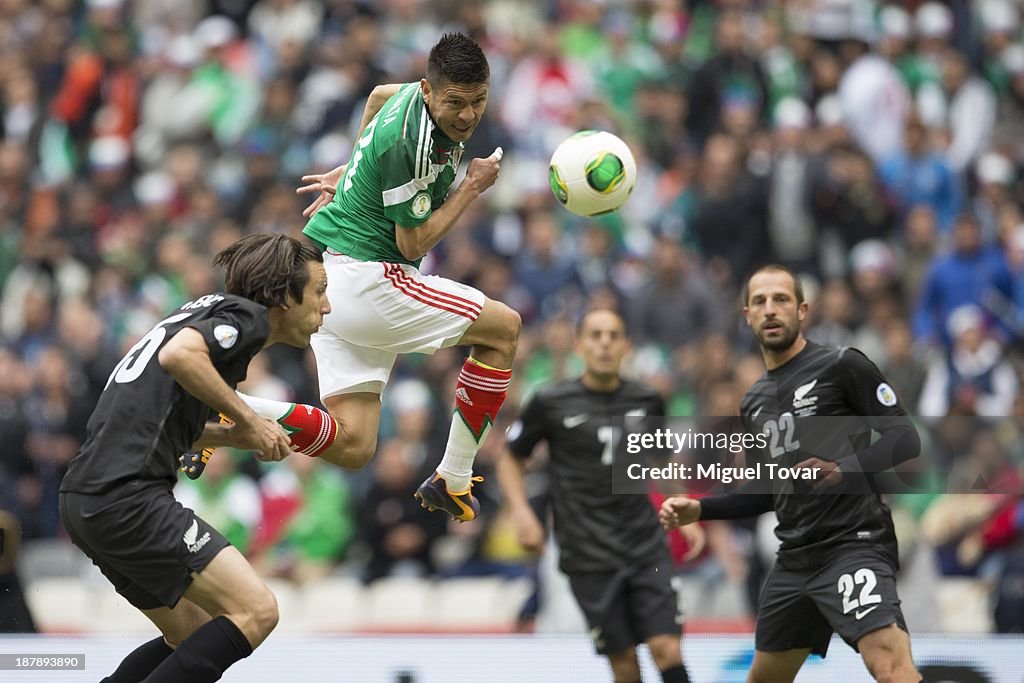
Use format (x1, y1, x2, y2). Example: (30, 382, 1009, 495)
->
(548, 130, 637, 217)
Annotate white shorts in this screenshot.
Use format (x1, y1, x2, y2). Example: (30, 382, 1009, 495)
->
(312, 251, 485, 400)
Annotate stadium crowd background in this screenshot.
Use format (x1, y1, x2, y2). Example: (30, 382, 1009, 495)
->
(1, 0, 1023, 635)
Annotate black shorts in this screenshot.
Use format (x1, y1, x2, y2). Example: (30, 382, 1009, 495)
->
(567, 560, 684, 656)
(59, 482, 229, 611)
(756, 546, 908, 657)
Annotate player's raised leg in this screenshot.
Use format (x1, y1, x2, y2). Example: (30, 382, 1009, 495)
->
(746, 649, 810, 683)
(857, 624, 921, 683)
(415, 297, 521, 521)
(231, 390, 381, 470)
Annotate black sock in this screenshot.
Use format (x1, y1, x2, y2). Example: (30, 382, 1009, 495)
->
(101, 637, 174, 682)
(142, 616, 254, 683)
(660, 663, 690, 683)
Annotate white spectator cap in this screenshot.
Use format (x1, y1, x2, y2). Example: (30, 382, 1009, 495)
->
(977, 152, 1014, 185)
(389, 379, 431, 414)
(89, 136, 130, 168)
(87, 0, 123, 9)
(134, 172, 175, 205)
(979, 0, 1018, 34)
(194, 16, 237, 51)
(774, 98, 811, 130)
(166, 35, 201, 69)
(947, 304, 985, 338)
(1004, 44, 1024, 74)
(850, 239, 896, 275)
(879, 5, 912, 39)
(916, 2, 953, 38)
(815, 94, 844, 127)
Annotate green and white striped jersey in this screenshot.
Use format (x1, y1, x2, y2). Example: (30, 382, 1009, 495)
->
(304, 82, 464, 267)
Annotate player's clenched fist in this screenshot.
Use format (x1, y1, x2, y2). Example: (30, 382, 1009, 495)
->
(659, 496, 701, 530)
(237, 416, 292, 462)
(462, 147, 502, 194)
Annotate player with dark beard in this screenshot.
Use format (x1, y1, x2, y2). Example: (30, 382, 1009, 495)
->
(661, 265, 924, 683)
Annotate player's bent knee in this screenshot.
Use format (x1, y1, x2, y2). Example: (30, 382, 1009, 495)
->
(488, 305, 521, 358)
(860, 630, 914, 683)
(504, 306, 522, 344)
(248, 586, 279, 639)
(862, 652, 902, 683)
(647, 635, 683, 668)
(319, 437, 377, 470)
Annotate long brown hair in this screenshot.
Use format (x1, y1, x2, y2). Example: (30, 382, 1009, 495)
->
(213, 233, 322, 308)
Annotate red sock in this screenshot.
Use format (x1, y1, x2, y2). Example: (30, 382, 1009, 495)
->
(453, 359, 511, 440)
(279, 404, 338, 457)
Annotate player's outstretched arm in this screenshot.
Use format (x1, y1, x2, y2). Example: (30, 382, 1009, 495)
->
(192, 418, 236, 450)
(495, 448, 545, 553)
(394, 147, 503, 261)
(297, 83, 405, 218)
(158, 328, 291, 461)
(659, 496, 702, 530)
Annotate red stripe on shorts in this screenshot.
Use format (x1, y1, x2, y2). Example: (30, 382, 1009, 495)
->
(383, 264, 479, 320)
(390, 265, 482, 317)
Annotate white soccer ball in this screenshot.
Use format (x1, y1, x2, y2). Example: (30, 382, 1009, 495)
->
(548, 130, 637, 217)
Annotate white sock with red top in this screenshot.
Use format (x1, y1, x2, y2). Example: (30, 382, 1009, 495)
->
(437, 358, 512, 492)
(236, 392, 338, 457)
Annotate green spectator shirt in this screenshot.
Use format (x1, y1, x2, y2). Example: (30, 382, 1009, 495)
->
(304, 82, 465, 268)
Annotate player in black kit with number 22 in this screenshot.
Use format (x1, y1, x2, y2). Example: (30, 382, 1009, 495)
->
(499, 310, 697, 683)
(59, 234, 329, 683)
(661, 265, 925, 683)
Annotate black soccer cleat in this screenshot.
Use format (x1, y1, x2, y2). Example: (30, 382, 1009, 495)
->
(180, 448, 214, 480)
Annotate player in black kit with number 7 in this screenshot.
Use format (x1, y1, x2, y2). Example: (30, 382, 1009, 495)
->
(59, 234, 329, 683)
(498, 310, 699, 683)
(661, 265, 924, 683)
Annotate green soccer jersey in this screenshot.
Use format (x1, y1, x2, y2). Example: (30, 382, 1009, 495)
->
(304, 82, 465, 267)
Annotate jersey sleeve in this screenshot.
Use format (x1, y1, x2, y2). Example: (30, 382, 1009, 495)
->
(187, 297, 270, 367)
(834, 347, 921, 474)
(836, 347, 907, 417)
(379, 137, 433, 227)
(506, 393, 548, 459)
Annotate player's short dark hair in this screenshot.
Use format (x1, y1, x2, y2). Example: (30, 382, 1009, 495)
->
(426, 33, 489, 86)
(743, 264, 804, 306)
(576, 308, 629, 337)
(213, 233, 322, 309)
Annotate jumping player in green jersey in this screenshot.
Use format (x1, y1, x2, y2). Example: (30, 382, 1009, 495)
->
(240, 33, 519, 523)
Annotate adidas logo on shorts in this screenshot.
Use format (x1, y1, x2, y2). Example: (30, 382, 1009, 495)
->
(455, 387, 473, 406)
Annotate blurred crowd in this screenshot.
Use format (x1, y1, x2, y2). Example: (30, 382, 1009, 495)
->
(1, 0, 1024, 632)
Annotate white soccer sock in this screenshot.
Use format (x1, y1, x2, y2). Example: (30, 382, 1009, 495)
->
(236, 391, 293, 422)
(436, 359, 511, 493)
(437, 420, 491, 493)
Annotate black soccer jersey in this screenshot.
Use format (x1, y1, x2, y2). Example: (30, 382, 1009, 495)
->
(739, 341, 916, 570)
(507, 378, 669, 574)
(60, 294, 269, 495)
